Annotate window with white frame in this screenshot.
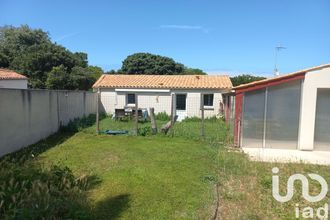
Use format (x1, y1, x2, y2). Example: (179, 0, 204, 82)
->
(203, 94, 214, 107)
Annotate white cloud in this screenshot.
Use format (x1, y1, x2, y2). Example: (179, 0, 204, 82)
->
(54, 32, 79, 42)
(159, 25, 210, 33)
(160, 25, 203, 30)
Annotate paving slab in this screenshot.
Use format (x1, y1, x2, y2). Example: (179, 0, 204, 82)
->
(242, 147, 330, 165)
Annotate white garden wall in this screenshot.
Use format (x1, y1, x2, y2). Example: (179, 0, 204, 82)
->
(0, 89, 97, 156)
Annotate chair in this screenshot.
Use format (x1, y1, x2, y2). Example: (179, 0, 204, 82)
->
(115, 109, 126, 120)
(132, 109, 143, 120)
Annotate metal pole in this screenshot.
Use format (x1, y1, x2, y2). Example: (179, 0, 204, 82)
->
(135, 94, 138, 135)
(274, 48, 278, 74)
(96, 88, 100, 133)
(239, 94, 245, 147)
(274, 44, 286, 76)
(171, 93, 176, 126)
(200, 94, 205, 138)
(170, 93, 176, 136)
(262, 88, 268, 148)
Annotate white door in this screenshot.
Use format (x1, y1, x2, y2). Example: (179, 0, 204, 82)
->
(176, 94, 187, 121)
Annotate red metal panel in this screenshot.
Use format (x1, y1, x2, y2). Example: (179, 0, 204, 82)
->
(233, 73, 306, 147)
(234, 93, 243, 145)
(235, 73, 305, 94)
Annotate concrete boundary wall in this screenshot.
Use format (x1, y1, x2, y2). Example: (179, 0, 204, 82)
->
(0, 89, 98, 156)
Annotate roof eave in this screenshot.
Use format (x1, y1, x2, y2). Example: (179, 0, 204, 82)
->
(96, 86, 231, 90)
(0, 77, 28, 80)
(234, 63, 330, 91)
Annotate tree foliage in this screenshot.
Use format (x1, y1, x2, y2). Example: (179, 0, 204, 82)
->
(184, 68, 207, 75)
(46, 65, 71, 90)
(230, 74, 266, 87)
(70, 66, 100, 90)
(0, 25, 103, 90)
(120, 53, 206, 75)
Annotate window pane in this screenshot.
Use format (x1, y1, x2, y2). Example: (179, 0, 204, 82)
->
(176, 94, 186, 110)
(204, 94, 214, 106)
(127, 94, 135, 104)
(265, 80, 301, 149)
(242, 89, 265, 148)
(314, 89, 330, 151)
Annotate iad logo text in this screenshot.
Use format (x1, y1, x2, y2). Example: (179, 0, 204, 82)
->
(272, 167, 329, 219)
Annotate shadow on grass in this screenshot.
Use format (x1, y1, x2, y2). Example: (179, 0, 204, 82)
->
(92, 194, 131, 220)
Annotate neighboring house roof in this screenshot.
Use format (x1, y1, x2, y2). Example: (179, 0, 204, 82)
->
(93, 74, 232, 89)
(0, 69, 28, 80)
(234, 63, 330, 91)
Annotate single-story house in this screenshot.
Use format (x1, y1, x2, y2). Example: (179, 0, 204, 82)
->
(0, 69, 28, 89)
(93, 74, 232, 121)
(232, 63, 330, 151)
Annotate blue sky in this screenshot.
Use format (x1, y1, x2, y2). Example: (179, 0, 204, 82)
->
(1, 0, 329, 76)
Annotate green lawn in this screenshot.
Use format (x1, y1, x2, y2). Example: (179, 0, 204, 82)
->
(39, 135, 217, 219)
(1, 116, 329, 219)
(1, 116, 225, 219)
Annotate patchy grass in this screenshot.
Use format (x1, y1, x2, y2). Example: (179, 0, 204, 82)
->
(217, 150, 330, 219)
(172, 118, 230, 144)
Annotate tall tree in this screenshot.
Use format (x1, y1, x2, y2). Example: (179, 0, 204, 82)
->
(121, 53, 185, 75)
(120, 53, 207, 75)
(230, 74, 266, 87)
(0, 25, 101, 90)
(184, 68, 207, 75)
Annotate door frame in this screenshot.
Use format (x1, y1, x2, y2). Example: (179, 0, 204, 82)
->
(175, 93, 187, 121)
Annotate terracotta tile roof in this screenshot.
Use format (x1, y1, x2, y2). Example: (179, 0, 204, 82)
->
(0, 69, 28, 80)
(93, 74, 232, 89)
(234, 63, 330, 90)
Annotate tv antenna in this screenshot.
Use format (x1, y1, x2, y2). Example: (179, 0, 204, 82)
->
(274, 44, 286, 76)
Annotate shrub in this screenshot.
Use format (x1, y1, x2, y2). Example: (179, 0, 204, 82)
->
(0, 159, 92, 219)
(156, 112, 170, 121)
(138, 126, 151, 136)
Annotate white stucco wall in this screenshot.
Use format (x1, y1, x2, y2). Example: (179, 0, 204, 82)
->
(99, 88, 226, 118)
(299, 67, 330, 151)
(0, 79, 28, 89)
(99, 89, 116, 113)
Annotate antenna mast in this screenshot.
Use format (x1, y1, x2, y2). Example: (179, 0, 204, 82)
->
(274, 44, 286, 76)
